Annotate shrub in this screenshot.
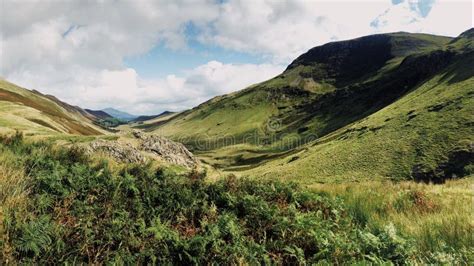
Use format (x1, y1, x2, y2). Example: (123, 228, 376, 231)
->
(0, 130, 23, 147)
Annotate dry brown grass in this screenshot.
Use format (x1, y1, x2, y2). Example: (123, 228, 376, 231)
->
(0, 153, 30, 262)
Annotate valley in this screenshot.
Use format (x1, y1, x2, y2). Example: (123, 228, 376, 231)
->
(1, 29, 473, 264)
(135, 30, 474, 184)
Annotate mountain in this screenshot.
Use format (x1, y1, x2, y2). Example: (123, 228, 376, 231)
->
(85, 109, 113, 120)
(102, 108, 138, 121)
(146, 30, 474, 183)
(0, 79, 104, 135)
(132, 111, 175, 123)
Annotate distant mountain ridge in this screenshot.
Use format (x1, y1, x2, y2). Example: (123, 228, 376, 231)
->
(132, 111, 175, 122)
(85, 109, 113, 120)
(101, 108, 138, 121)
(93, 108, 175, 123)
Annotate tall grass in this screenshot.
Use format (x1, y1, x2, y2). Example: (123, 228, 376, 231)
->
(310, 179, 474, 263)
(0, 132, 31, 262)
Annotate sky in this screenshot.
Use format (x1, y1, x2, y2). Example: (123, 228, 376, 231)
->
(0, 0, 472, 115)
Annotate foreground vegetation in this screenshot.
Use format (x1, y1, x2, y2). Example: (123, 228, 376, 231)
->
(312, 180, 473, 263)
(0, 133, 472, 264)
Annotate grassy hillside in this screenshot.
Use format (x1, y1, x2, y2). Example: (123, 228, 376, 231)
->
(147, 30, 473, 182)
(131, 111, 180, 129)
(148, 33, 450, 145)
(132, 111, 176, 123)
(0, 80, 104, 136)
(249, 65, 473, 183)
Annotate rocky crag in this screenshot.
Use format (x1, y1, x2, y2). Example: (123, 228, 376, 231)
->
(87, 130, 198, 168)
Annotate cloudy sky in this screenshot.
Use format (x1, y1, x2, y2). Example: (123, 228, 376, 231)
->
(0, 0, 472, 114)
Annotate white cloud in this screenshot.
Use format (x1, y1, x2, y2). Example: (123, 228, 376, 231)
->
(1, 0, 472, 114)
(199, 0, 390, 63)
(1, 0, 219, 75)
(1, 0, 221, 114)
(371, 0, 473, 36)
(199, 0, 472, 63)
(8, 60, 284, 114)
(97, 61, 284, 114)
(419, 0, 473, 36)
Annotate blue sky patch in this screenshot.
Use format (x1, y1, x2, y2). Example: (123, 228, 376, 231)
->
(125, 22, 266, 78)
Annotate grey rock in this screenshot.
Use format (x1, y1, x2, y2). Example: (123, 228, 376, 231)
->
(87, 130, 198, 168)
(87, 139, 146, 164)
(132, 129, 144, 139)
(138, 134, 198, 169)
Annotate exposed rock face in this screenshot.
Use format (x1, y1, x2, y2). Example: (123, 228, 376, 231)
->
(88, 140, 146, 163)
(132, 130, 144, 139)
(133, 130, 198, 168)
(86, 130, 198, 168)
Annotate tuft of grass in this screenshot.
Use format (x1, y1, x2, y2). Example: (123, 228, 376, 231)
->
(0, 133, 32, 262)
(309, 178, 474, 263)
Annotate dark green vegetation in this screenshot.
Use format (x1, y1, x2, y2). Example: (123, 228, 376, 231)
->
(1, 133, 471, 264)
(147, 30, 474, 182)
(95, 117, 128, 128)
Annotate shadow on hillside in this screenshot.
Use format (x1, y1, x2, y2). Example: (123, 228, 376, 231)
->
(412, 147, 474, 184)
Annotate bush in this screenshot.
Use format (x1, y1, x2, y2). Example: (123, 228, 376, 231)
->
(0, 130, 23, 147)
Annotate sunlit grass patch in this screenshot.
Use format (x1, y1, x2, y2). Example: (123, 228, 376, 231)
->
(309, 178, 474, 263)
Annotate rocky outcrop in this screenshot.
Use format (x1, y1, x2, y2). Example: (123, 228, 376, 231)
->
(86, 130, 198, 168)
(133, 130, 198, 168)
(87, 139, 146, 163)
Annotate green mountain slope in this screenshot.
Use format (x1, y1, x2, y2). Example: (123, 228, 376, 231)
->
(250, 59, 473, 183)
(0, 79, 104, 136)
(148, 30, 473, 182)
